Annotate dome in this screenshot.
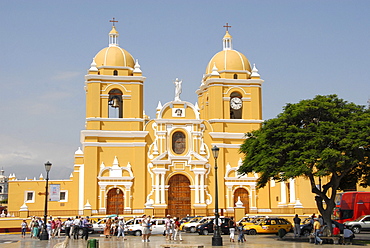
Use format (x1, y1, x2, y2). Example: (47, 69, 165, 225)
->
(94, 46, 135, 68)
(205, 49, 251, 74)
(205, 31, 251, 75)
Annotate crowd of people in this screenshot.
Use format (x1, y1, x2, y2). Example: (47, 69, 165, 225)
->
(23, 215, 91, 240)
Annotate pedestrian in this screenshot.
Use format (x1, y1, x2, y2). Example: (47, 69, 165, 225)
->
(32, 219, 39, 238)
(72, 216, 81, 239)
(228, 217, 236, 242)
(147, 215, 152, 242)
(21, 219, 28, 238)
(54, 217, 62, 238)
(111, 217, 118, 236)
(29, 217, 35, 238)
(237, 222, 244, 243)
(81, 216, 89, 240)
(141, 214, 150, 242)
(46, 220, 52, 239)
(293, 214, 301, 237)
(37, 217, 43, 238)
(313, 218, 323, 245)
(310, 213, 316, 225)
(64, 218, 72, 238)
(50, 217, 56, 238)
(165, 214, 172, 241)
(173, 217, 182, 241)
(117, 217, 125, 239)
(104, 218, 112, 238)
(343, 225, 355, 244)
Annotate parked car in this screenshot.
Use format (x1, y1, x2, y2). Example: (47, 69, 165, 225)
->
(196, 217, 231, 235)
(299, 218, 344, 236)
(344, 215, 370, 234)
(183, 217, 209, 233)
(243, 217, 292, 235)
(91, 218, 107, 233)
(125, 218, 167, 236)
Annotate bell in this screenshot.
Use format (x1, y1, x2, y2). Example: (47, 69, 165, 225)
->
(111, 98, 120, 108)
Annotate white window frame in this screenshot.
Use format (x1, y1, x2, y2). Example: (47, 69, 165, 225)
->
(25, 191, 35, 203)
(59, 190, 68, 202)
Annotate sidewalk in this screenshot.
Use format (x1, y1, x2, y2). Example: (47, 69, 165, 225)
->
(0, 232, 359, 248)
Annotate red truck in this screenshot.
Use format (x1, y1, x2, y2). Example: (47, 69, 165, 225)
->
(333, 191, 370, 223)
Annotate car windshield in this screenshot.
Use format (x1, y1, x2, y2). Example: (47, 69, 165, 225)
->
(355, 215, 366, 221)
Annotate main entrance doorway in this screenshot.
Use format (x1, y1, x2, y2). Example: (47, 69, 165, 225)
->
(167, 174, 191, 218)
(234, 188, 249, 214)
(106, 188, 124, 215)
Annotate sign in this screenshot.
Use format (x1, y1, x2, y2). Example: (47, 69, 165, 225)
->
(49, 184, 60, 201)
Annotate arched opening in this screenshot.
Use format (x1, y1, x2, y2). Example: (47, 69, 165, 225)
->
(108, 89, 123, 118)
(172, 131, 186, 154)
(233, 74, 238, 79)
(167, 174, 191, 218)
(230, 91, 242, 119)
(106, 188, 124, 215)
(234, 188, 249, 214)
(113, 70, 118, 76)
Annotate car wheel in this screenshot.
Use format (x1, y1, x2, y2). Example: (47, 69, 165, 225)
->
(249, 229, 257, 235)
(190, 227, 196, 233)
(134, 230, 142, 236)
(78, 229, 84, 236)
(352, 226, 361, 234)
(202, 230, 209, 235)
(302, 229, 310, 237)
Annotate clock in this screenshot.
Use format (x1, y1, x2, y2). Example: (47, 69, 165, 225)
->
(230, 97, 242, 110)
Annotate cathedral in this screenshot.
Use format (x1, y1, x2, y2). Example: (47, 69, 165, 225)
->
(8, 23, 324, 218)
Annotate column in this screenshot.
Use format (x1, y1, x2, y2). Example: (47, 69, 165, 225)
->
(194, 174, 199, 203)
(161, 173, 165, 204)
(200, 174, 205, 203)
(289, 178, 296, 204)
(155, 173, 160, 204)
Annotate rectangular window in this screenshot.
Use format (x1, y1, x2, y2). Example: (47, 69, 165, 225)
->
(59, 190, 68, 202)
(25, 191, 35, 203)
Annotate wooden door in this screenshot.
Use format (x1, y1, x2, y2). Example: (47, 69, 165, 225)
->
(234, 188, 249, 214)
(167, 174, 191, 218)
(106, 188, 124, 215)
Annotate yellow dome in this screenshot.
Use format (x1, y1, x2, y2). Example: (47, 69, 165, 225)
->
(205, 49, 251, 74)
(94, 46, 135, 68)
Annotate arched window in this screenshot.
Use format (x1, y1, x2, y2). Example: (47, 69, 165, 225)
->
(113, 70, 118, 76)
(230, 91, 242, 119)
(0, 186, 2, 194)
(108, 89, 123, 118)
(172, 131, 186, 154)
(233, 74, 238, 79)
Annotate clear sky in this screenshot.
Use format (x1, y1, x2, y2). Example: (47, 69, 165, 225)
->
(0, 0, 369, 179)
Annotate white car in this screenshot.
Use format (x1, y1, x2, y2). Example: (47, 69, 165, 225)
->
(92, 218, 107, 233)
(183, 217, 210, 233)
(125, 218, 166, 236)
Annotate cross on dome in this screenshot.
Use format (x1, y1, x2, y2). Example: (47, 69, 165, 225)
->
(223, 22, 231, 31)
(110, 17, 118, 27)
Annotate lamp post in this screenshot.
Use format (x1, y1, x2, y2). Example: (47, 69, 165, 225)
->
(116, 188, 120, 216)
(211, 145, 222, 246)
(39, 161, 52, 240)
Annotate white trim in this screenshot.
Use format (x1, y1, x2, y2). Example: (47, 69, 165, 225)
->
(85, 75, 146, 82)
(83, 142, 146, 147)
(79, 164, 84, 210)
(209, 132, 246, 139)
(208, 119, 264, 124)
(81, 130, 148, 138)
(85, 118, 145, 122)
(154, 119, 202, 124)
(59, 190, 68, 202)
(211, 143, 241, 149)
(24, 191, 35, 203)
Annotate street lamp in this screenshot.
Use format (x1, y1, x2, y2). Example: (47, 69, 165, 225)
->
(39, 161, 52, 240)
(211, 145, 222, 246)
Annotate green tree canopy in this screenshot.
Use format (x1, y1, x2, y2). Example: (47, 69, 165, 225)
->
(239, 95, 370, 224)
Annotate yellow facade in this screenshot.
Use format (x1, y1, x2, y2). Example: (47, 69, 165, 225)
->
(8, 25, 337, 219)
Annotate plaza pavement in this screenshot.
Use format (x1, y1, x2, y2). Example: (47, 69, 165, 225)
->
(0, 232, 365, 248)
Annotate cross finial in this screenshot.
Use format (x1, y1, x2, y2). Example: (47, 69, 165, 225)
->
(223, 22, 231, 32)
(110, 17, 118, 27)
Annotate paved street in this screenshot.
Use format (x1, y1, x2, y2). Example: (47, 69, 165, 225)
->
(0, 232, 366, 248)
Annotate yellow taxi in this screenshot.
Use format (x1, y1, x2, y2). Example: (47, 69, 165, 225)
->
(179, 216, 203, 231)
(243, 217, 292, 235)
(239, 216, 266, 227)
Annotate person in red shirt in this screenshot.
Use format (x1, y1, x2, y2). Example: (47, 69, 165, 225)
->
(332, 225, 340, 236)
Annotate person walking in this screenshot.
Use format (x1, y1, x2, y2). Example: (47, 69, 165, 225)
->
(64, 218, 72, 238)
(81, 216, 90, 240)
(293, 214, 301, 237)
(228, 217, 236, 242)
(72, 216, 81, 239)
(104, 218, 112, 238)
(117, 217, 125, 239)
(237, 222, 245, 243)
(313, 218, 323, 245)
(141, 214, 150, 242)
(21, 219, 28, 238)
(54, 217, 62, 238)
(173, 217, 182, 241)
(165, 215, 172, 241)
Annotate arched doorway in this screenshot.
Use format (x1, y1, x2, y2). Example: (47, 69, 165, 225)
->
(168, 174, 191, 218)
(234, 188, 249, 214)
(106, 188, 124, 215)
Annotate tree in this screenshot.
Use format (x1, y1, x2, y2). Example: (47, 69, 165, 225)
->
(238, 95, 370, 227)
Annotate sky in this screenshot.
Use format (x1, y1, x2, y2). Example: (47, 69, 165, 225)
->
(0, 0, 369, 180)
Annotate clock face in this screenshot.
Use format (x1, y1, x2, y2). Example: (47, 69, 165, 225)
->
(230, 97, 242, 110)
